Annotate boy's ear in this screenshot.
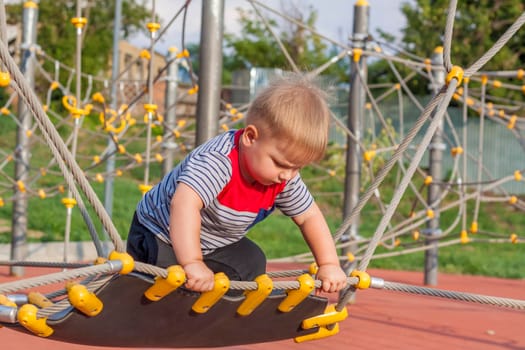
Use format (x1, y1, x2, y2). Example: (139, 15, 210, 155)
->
(242, 125, 259, 145)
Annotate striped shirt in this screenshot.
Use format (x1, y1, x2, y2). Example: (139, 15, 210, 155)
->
(135, 129, 313, 254)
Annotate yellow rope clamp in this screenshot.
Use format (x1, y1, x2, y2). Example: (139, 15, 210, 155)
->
(350, 270, 371, 289)
(16, 180, 26, 193)
(108, 251, 135, 275)
(61, 197, 77, 209)
(146, 22, 161, 33)
(0, 197, 4, 207)
(363, 150, 376, 163)
(308, 262, 319, 275)
(1, 107, 9, 115)
(445, 66, 464, 86)
(460, 230, 469, 244)
(509, 196, 518, 204)
(426, 209, 435, 219)
(138, 184, 152, 195)
(62, 95, 87, 119)
(510, 233, 518, 244)
(424, 176, 433, 185)
(144, 265, 185, 301)
(278, 274, 315, 313)
(38, 189, 46, 199)
(517, 69, 524, 80)
(71, 17, 87, 29)
(470, 221, 478, 233)
(515, 170, 523, 182)
(507, 115, 517, 129)
(0, 294, 17, 307)
(67, 283, 103, 317)
(188, 85, 199, 95)
(139, 49, 151, 60)
(451, 147, 463, 157)
(176, 49, 190, 59)
(352, 48, 363, 62)
(0, 71, 10, 87)
(480, 75, 488, 86)
(192, 272, 230, 314)
(17, 304, 53, 337)
(294, 304, 348, 343)
(237, 274, 273, 316)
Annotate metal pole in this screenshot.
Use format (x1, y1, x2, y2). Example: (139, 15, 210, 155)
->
(11, 1, 38, 276)
(163, 47, 178, 175)
(195, 0, 224, 146)
(424, 46, 445, 286)
(342, 0, 369, 267)
(103, 0, 122, 219)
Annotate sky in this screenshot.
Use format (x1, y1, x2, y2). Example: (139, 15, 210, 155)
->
(131, 0, 410, 54)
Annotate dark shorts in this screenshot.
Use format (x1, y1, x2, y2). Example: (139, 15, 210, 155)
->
(126, 212, 267, 282)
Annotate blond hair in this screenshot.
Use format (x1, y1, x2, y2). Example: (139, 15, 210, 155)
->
(245, 75, 330, 164)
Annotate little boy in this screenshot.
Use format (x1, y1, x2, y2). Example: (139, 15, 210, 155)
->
(127, 75, 347, 294)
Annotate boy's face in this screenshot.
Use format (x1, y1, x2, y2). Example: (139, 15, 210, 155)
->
(239, 126, 303, 186)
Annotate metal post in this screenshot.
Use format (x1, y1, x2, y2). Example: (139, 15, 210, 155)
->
(163, 47, 178, 175)
(424, 46, 445, 286)
(103, 0, 122, 219)
(195, 0, 224, 146)
(342, 0, 369, 267)
(10, 1, 38, 276)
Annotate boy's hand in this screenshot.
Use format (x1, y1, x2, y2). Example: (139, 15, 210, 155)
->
(182, 261, 215, 292)
(316, 264, 347, 294)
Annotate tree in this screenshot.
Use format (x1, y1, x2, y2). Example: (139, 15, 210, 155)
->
(6, 0, 152, 79)
(372, 1, 525, 96)
(400, 0, 525, 72)
(223, 5, 348, 82)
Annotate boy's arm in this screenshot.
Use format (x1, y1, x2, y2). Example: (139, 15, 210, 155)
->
(292, 202, 347, 293)
(170, 182, 215, 292)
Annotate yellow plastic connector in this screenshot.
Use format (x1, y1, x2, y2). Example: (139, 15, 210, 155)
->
(28, 292, 53, 308)
(492, 80, 502, 88)
(95, 173, 104, 183)
(507, 115, 517, 129)
(176, 49, 190, 59)
(146, 22, 161, 33)
(221, 123, 229, 132)
(17, 180, 26, 193)
(38, 189, 46, 199)
(514, 170, 523, 182)
(460, 229, 469, 244)
(71, 17, 87, 29)
(144, 103, 158, 114)
(0, 294, 17, 307)
(480, 75, 488, 86)
(346, 252, 356, 262)
(350, 270, 371, 289)
(308, 262, 319, 275)
(188, 85, 199, 95)
(237, 274, 273, 316)
(295, 321, 339, 343)
(470, 221, 478, 233)
(61, 197, 77, 209)
(352, 48, 362, 62)
(67, 283, 103, 317)
(134, 153, 143, 164)
(394, 83, 401, 90)
(451, 147, 463, 157)
(17, 304, 53, 337)
(155, 153, 164, 163)
(0, 71, 10, 87)
(144, 265, 185, 301)
(278, 274, 315, 313)
(138, 184, 152, 195)
(426, 209, 435, 219)
(92, 92, 105, 103)
(50, 81, 59, 90)
(301, 303, 348, 330)
(424, 58, 432, 72)
(509, 196, 518, 204)
(117, 145, 126, 154)
(139, 49, 151, 60)
(1, 107, 9, 115)
(424, 176, 433, 185)
(510, 233, 518, 244)
(412, 230, 420, 240)
(25, 130, 32, 138)
(517, 69, 524, 80)
(192, 272, 230, 314)
(0, 197, 4, 207)
(363, 150, 376, 162)
(445, 65, 464, 86)
(108, 251, 135, 274)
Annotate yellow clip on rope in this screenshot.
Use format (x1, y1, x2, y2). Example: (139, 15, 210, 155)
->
(144, 265, 186, 301)
(445, 66, 464, 86)
(17, 304, 53, 337)
(192, 272, 230, 314)
(237, 274, 273, 316)
(278, 274, 315, 313)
